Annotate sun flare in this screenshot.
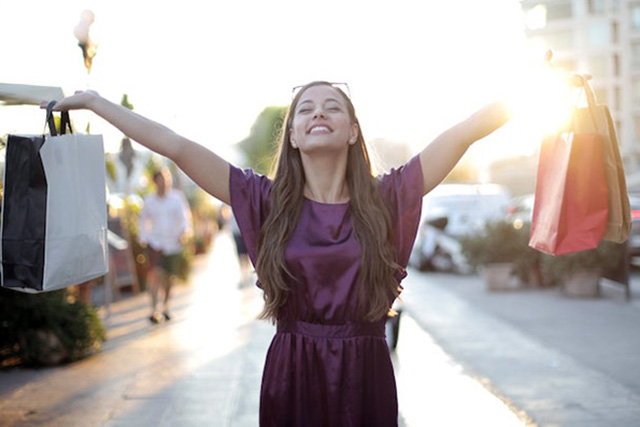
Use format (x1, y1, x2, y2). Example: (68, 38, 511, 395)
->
(507, 65, 577, 137)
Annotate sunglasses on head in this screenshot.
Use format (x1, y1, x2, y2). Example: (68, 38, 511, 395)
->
(291, 82, 351, 100)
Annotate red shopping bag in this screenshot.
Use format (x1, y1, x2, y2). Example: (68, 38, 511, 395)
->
(529, 130, 609, 255)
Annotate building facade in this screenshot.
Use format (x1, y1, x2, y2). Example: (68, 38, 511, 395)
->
(521, 0, 640, 185)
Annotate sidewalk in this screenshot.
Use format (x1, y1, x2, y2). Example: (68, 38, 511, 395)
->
(0, 233, 272, 426)
(0, 232, 529, 426)
(400, 269, 640, 427)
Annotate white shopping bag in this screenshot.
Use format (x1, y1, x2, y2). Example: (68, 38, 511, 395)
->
(1, 108, 108, 292)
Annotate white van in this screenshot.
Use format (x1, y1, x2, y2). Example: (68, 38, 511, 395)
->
(409, 183, 511, 272)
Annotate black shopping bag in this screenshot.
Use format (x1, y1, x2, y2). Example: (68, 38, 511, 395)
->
(1, 103, 108, 292)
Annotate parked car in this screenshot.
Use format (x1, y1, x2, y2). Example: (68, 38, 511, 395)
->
(409, 183, 511, 273)
(506, 193, 535, 226)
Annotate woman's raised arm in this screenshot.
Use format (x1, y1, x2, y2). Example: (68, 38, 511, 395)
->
(418, 52, 592, 196)
(51, 91, 231, 204)
(418, 98, 511, 195)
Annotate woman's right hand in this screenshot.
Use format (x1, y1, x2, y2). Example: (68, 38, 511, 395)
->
(40, 90, 100, 111)
(41, 88, 233, 205)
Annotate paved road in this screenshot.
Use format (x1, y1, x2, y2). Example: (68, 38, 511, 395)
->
(0, 232, 527, 426)
(400, 268, 640, 427)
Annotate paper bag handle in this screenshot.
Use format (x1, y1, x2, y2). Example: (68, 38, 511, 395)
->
(45, 100, 73, 136)
(568, 76, 600, 134)
(582, 78, 598, 109)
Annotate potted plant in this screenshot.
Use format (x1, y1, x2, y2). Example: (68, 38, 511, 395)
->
(461, 219, 538, 291)
(0, 288, 106, 366)
(510, 222, 553, 288)
(543, 241, 622, 297)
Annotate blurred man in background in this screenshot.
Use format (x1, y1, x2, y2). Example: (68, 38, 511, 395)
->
(139, 168, 192, 323)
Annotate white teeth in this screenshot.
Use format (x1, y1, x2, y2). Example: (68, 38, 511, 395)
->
(309, 126, 330, 134)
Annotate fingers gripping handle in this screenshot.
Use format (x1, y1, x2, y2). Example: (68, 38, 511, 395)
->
(45, 101, 73, 136)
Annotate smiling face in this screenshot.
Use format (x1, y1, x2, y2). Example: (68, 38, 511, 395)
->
(289, 84, 359, 155)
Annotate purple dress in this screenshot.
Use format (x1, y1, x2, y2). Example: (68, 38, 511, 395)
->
(230, 156, 423, 426)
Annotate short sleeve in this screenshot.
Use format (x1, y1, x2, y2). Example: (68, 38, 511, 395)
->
(378, 155, 423, 268)
(229, 165, 272, 266)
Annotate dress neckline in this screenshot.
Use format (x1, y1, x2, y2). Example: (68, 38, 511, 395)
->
(303, 196, 350, 207)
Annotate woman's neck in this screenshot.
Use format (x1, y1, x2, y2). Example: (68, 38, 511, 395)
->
(301, 153, 349, 204)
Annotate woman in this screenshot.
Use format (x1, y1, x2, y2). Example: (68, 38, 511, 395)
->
(51, 81, 516, 425)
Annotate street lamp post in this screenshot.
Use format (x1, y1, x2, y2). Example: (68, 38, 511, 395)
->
(73, 10, 98, 134)
(73, 10, 97, 74)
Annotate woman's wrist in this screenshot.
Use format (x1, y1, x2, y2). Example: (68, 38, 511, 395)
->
(85, 91, 104, 112)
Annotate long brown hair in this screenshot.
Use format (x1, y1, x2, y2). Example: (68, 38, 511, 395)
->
(256, 81, 401, 322)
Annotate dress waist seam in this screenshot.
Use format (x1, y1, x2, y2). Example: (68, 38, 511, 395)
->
(276, 319, 385, 339)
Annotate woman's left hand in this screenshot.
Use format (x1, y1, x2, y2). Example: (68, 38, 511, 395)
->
(545, 50, 591, 87)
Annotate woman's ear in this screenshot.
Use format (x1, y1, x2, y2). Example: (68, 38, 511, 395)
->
(290, 133, 298, 149)
(348, 124, 359, 145)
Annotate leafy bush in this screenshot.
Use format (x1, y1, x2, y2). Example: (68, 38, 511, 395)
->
(461, 220, 536, 267)
(543, 240, 623, 282)
(0, 288, 106, 367)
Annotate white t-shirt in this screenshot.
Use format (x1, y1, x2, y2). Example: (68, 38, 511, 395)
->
(138, 189, 191, 255)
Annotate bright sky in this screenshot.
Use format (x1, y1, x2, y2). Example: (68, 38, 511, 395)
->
(1, 0, 547, 167)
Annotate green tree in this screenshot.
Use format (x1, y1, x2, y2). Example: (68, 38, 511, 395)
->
(120, 94, 134, 110)
(238, 106, 287, 175)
